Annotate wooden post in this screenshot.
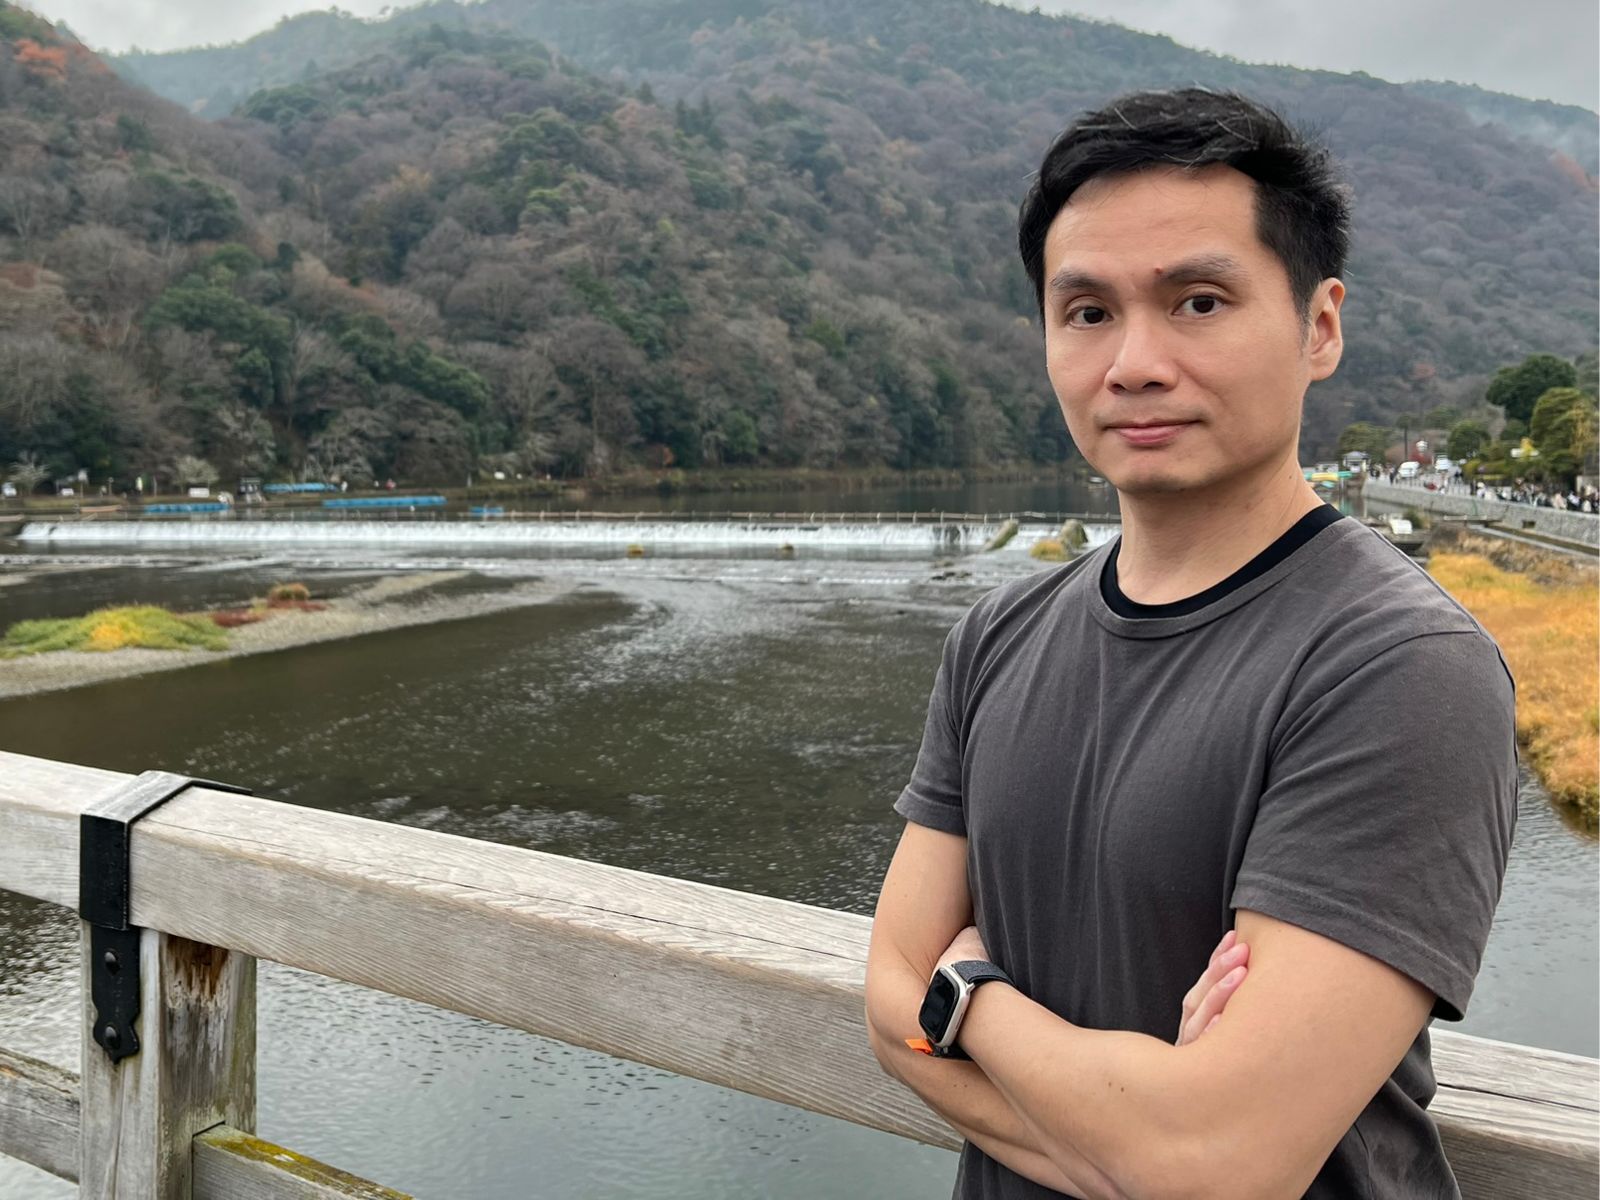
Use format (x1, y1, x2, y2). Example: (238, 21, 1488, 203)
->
(78, 926, 255, 1199)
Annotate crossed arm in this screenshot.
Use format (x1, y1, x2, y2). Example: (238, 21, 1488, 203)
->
(864, 822, 1434, 1200)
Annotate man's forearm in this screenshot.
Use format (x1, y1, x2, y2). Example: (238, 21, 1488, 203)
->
(868, 1022, 1082, 1194)
(867, 960, 1106, 1197)
(959, 982, 1215, 1200)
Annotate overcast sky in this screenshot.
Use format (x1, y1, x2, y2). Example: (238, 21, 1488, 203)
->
(1034, 0, 1597, 109)
(28, 0, 1600, 110)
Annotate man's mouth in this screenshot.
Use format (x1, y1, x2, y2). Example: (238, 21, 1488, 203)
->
(1108, 421, 1195, 448)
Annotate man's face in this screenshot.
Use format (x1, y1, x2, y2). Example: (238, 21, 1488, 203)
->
(1039, 164, 1343, 497)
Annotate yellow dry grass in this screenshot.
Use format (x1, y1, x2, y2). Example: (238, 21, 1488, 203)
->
(1429, 546, 1599, 828)
(1, 605, 229, 657)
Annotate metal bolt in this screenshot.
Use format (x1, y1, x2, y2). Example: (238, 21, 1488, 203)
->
(102, 1024, 121, 1051)
(103, 949, 120, 974)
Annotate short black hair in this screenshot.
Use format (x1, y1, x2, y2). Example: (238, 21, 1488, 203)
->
(1018, 88, 1350, 323)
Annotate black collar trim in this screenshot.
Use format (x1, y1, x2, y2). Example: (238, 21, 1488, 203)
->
(1100, 504, 1345, 620)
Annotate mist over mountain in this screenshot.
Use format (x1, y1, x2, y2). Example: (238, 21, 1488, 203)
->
(2, 0, 1594, 487)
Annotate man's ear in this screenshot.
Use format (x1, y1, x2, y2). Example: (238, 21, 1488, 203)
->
(1306, 278, 1344, 382)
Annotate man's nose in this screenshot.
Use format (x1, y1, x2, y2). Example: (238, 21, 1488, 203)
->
(1105, 315, 1179, 394)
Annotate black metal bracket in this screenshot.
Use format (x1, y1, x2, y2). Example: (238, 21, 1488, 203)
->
(78, 771, 253, 1065)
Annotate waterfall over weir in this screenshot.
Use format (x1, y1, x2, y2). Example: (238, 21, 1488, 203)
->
(17, 517, 1117, 554)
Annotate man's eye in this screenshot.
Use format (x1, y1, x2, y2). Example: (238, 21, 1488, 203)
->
(1066, 306, 1108, 328)
(1180, 295, 1224, 316)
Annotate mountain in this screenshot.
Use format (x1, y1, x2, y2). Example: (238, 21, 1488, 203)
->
(2, 0, 1595, 487)
(112, 4, 1600, 178)
(1399, 81, 1597, 175)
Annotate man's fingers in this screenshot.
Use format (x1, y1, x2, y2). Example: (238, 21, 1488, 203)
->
(1180, 964, 1247, 1045)
(1209, 928, 1237, 968)
(1181, 937, 1248, 1022)
(1177, 938, 1250, 1044)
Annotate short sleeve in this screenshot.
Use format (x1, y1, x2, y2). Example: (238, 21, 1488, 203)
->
(894, 620, 968, 836)
(1231, 630, 1517, 1021)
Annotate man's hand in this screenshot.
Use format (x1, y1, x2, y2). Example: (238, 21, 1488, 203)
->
(1176, 929, 1250, 1046)
(933, 925, 1251, 1048)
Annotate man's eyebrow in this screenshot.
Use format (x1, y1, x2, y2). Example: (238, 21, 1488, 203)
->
(1156, 254, 1247, 287)
(1045, 266, 1111, 298)
(1045, 254, 1247, 298)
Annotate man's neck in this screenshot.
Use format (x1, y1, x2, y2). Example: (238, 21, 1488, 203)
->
(1112, 459, 1326, 606)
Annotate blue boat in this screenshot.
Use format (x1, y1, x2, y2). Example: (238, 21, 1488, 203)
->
(322, 496, 447, 509)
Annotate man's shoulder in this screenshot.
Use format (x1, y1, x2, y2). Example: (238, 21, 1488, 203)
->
(1306, 520, 1483, 630)
(1290, 521, 1512, 689)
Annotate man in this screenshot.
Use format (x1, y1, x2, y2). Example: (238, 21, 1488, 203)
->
(864, 89, 1517, 1199)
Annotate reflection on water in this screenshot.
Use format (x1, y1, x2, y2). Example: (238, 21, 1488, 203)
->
(0, 504, 1594, 1198)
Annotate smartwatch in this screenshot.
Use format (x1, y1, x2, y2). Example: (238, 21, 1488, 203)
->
(909, 959, 1013, 1059)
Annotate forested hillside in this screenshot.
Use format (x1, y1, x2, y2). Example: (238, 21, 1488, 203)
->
(115, 1, 1600, 179)
(2, 0, 1595, 489)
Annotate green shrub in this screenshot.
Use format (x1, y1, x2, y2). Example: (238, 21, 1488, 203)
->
(1, 606, 227, 656)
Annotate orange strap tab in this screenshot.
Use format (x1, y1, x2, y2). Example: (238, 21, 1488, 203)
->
(905, 1037, 936, 1056)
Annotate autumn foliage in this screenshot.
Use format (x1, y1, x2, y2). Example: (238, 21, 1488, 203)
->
(12, 39, 67, 79)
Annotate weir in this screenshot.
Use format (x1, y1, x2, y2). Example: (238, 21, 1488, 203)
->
(0, 752, 1594, 1199)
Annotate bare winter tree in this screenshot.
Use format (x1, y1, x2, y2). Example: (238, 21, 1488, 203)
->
(205, 401, 279, 478)
(445, 260, 533, 333)
(503, 341, 558, 430)
(282, 325, 347, 427)
(53, 224, 161, 349)
(546, 318, 645, 475)
(76, 166, 134, 228)
(0, 333, 73, 434)
(0, 177, 67, 259)
(171, 454, 220, 488)
(6, 451, 49, 495)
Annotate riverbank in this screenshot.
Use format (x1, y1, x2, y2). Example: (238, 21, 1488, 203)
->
(0, 570, 572, 701)
(1427, 528, 1599, 830)
(0, 465, 1088, 517)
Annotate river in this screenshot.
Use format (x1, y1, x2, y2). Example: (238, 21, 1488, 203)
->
(0, 481, 1593, 1198)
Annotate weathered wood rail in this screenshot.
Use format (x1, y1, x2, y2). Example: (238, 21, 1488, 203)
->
(0, 751, 1594, 1197)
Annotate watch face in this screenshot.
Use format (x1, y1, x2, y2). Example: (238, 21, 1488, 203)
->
(918, 970, 961, 1039)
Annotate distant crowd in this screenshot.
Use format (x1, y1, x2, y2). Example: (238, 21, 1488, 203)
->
(1379, 466, 1598, 513)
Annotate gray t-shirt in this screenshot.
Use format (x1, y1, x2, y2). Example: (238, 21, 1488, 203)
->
(895, 513, 1518, 1199)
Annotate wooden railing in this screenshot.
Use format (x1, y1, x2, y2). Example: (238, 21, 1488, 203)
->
(0, 751, 1594, 1197)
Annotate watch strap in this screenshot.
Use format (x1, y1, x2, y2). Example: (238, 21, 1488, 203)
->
(949, 959, 1012, 989)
